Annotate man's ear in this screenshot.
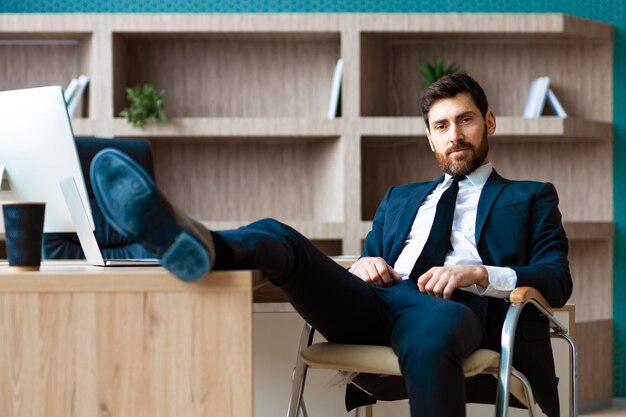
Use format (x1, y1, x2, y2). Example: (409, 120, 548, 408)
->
(486, 109, 496, 136)
(426, 128, 435, 152)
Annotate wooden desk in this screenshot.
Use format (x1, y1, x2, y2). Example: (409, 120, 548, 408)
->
(0, 261, 262, 417)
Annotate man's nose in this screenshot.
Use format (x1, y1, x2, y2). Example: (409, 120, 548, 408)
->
(449, 124, 463, 143)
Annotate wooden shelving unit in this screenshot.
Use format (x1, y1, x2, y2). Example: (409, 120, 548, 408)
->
(359, 116, 613, 140)
(0, 13, 614, 406)
(111, 117, 344, 138)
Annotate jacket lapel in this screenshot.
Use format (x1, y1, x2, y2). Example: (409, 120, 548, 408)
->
(475, 170, 508, 245)
(388, 176, 443, 265)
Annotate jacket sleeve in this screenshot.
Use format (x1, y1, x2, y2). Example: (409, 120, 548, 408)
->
(362, 187, 394, 258)
(510, 182, 572, 308)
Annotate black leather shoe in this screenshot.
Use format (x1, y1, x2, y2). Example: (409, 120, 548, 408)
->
(90, 148, 215, 281)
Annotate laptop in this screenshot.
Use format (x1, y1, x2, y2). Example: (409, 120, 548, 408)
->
(60, 176, 160, 267)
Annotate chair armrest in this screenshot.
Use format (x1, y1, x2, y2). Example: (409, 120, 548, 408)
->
(508, 286, 568, 335)
(510, 286, 553, 315)
(497, 285, 568, 414)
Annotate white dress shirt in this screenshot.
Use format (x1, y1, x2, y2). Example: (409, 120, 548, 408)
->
(393, 162, 516, 298)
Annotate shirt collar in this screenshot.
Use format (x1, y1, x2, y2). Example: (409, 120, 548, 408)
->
(443, 162, 493, 188)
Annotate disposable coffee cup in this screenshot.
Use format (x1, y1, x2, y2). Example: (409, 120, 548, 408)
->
(2, 202, 46, 272)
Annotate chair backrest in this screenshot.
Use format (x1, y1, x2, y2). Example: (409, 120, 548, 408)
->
(43, 137, 155, 260)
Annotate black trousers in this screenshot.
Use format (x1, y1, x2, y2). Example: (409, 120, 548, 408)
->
(214, 218, 484, 417)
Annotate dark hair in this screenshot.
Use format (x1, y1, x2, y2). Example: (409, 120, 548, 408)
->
(420, 73, 489, 129)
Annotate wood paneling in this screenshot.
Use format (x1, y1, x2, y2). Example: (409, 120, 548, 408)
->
(569, 241, 613, 321)
(0, 266, 253, 417)
(359, 116, 612, 139)
(361, 139, 613, 222)
(114, 35, 340, 118)
(0, 43, 80, 90)
(152, 139, 343, 222)
(379, 39, 611, 120)
(577, 320, 614, 403)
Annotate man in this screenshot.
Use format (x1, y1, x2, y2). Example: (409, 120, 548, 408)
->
(89, 73, 571, 417)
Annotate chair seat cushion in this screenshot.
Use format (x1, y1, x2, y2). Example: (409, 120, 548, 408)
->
(302, 343, 403, 376)
(302, 343, 499, 377)
(302, 343, 531, 407)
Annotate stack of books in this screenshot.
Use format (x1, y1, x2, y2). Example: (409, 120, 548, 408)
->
(327, 58, 343, 119)
(64, 74, 89, 117)
(522, 76, 567, 118)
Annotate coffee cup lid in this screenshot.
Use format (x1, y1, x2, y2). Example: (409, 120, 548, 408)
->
(1, 201, 46, 206)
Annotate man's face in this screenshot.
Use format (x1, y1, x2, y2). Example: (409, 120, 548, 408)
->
(425, 92, 496, 176)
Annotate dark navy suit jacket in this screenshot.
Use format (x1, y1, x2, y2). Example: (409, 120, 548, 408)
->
(360, 169, 571, 417)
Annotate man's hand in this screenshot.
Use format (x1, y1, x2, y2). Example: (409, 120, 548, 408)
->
(417, 265, 489, 299)
(349, 257, 402, 287)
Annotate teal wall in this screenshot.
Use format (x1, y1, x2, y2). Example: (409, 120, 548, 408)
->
(3, 0, 625, 398)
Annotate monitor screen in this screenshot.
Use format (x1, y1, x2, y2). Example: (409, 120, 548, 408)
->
(0, 86, 93, 233)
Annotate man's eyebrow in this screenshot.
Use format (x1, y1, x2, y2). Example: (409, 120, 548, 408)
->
(456, 110, 477, 119)
(431, 110, 477, 126)
(430, 117, 448, 126)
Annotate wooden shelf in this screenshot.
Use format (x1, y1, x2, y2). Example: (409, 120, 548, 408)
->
(564, 221, 614, 240)
(0, 12, 612, 247)
(357, 14, 612, 39)
(152, 136, 344, 223)
(0, 14, 611, 39)
(360, 27, 612, 119)
(0, 35, 91, 118)
(200, 221, 345, 240)
(359, 117, 612, 141)
(201, 222, 345, 257)
(361, 136, 612, 223)
(113, 31, 340, 118)
(358, 221, 613, 241)
(112, 117, 343, 140)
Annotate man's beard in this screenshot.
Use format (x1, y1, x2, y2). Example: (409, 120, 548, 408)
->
(435, 128, 489, 176)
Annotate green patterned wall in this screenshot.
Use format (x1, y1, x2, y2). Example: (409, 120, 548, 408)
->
(2, 0, 626, 398)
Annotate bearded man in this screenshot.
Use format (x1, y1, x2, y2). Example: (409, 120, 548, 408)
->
(89, 73, 571, 417)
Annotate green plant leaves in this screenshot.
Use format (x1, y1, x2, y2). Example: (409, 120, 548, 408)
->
(417, 58, 463, 91)
(119, 84, 167, 128)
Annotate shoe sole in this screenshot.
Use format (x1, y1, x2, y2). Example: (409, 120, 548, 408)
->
(90, 149, 211, 281)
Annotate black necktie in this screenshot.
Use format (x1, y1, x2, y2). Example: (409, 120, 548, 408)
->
(409, 176, 465, 282)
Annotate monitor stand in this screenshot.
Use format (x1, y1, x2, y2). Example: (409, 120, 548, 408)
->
(0, 166, 9, 191)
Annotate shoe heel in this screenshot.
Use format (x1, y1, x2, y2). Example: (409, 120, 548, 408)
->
(161, 232, 211, 282)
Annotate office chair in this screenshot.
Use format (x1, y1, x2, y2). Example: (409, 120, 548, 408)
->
(43, 137, 155, 260)
(286, 278, 577, 417)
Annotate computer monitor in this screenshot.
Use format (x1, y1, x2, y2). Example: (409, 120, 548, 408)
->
(0, 86, 93, 233)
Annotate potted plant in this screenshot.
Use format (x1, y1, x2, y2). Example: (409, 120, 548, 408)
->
(417, 58, 463, 90)
(120, 84, 167, 128)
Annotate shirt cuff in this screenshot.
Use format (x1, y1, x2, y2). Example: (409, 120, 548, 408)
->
(478, 266, 517, 299)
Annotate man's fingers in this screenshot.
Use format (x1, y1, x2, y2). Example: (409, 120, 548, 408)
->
(349, 257, 400, 287)
(360, 263, 381, 286)
(421, 268, 447, 296)
(349, 258, 373, 282)
(443, 282, 455, 300)
(444, 274, 462, 299)
(389, 267, 402, 281)
(417, 266, 481, 298)
(424, 277, 437, 295)
(374, 262, 393, 286)
(432, 274, 448, 297)
(417, 269, 434, 292)
(355, 266, 375, 285)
